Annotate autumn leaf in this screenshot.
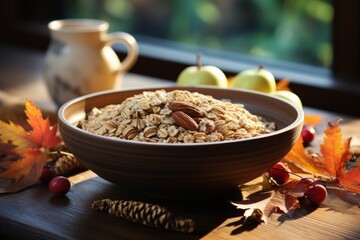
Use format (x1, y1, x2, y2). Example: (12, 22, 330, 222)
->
(338, 168, 360, 195)
(0, 99, 63, 193)
(283, 121, 353, 179)
(231, 178, 302, 225)
(276, 79, 291, 91)
(283, 137, 326, 176)
(0, 120, 35, 152)
(0, 148, 46, 193)
(0, 142, 21, 163)
(304, 114, 323, 125)
(25, 99, 61, 149)
(0, 99, 61, 151)
(320, 121, 352, 178)
(282, 120, 360, 196)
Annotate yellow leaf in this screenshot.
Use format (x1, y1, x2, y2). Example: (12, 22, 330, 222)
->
(0, 120, 35, 152)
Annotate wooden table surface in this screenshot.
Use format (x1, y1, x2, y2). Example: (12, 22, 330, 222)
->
(1, 45, 360, 240)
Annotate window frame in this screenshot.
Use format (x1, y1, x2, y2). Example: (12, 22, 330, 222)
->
(1, 0, 359, 116)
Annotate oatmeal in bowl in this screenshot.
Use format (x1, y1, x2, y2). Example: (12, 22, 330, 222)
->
(58, 86, 303, 200)
(79, 90, 275, 143)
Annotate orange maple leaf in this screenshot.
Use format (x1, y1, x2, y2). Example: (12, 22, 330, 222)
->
(304, 114, 323, 126)
(282, 120, 360, 196)
(339, 168, 360, 195)
(276, 79, 291, 91)
(284, 121, 352, 179)
(0, 99, 63, 193)
(320, 121, 352, 178)
(25, 99, 61, 149)
(283, 137, 326, 176)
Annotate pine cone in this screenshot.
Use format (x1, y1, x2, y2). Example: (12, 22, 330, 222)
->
(92, 199, 195, 233)
(55, 154, 85, 175)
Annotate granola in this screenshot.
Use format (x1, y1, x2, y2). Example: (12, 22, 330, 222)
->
(79, 89, 275, 143)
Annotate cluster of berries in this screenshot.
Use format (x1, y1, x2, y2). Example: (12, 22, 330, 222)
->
(268, 162, 327, 205)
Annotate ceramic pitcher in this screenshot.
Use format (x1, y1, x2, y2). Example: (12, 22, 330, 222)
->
(43, 19, 138, 106)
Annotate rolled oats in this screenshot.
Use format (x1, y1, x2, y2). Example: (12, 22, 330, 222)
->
(79, 89, 275, 143)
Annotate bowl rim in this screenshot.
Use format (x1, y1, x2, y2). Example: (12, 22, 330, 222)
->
(58, 86, 304, 147)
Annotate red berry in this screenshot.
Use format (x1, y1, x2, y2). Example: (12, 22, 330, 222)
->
(296, 178, 315, 193)
(268, 163, 290, 184)
(39, 166, 57, 183)
(301, 126, 316, 145)
(306, 184, 327, 204)
(299, 177, 315, 187)
(49, 176, 71, 196)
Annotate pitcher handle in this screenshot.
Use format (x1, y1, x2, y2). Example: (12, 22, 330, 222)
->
(105, 32, 139, 72)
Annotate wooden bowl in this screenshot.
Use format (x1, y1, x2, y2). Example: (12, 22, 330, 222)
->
(58, 86, 304, 200)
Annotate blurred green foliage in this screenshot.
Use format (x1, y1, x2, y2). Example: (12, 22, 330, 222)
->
(65, 0, 333, 68)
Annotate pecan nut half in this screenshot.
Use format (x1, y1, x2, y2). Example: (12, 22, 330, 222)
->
(168, 101, 204, 118)
(171, 111, 199, 131)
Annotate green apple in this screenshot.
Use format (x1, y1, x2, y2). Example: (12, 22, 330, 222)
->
(272, 90, 303, 108)
(231, 65, 276, 93)
(176, 53, 228, 88)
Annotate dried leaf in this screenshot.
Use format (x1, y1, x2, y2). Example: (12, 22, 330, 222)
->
(320, 121, 352, 178)
(0, 99, 62, 193)
(276, 79, 291, 91)
(0, 142, 21, 163)
(283, 137, 326, 175)
(0, 148, 45, 193)
(0, 100, 61, 151)
(339, 168, 360, 195)
(231, 179, 302, 224)
(283, 120, 359, 198)
(304, 114, 323, 125)
(25, 99, 61, 149)
(0, 120, 35, 152)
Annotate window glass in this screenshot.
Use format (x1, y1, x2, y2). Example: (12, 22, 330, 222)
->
(64, 0, 333, 68)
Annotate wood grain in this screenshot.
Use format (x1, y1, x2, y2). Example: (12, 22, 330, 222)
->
(1, 170, 359, 240)
(1, 45, 359, 240)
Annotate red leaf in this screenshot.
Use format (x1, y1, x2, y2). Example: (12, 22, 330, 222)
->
(339, 168, 360, 195)
(25, 99, 61, 149)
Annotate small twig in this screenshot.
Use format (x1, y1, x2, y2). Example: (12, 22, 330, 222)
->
(48, 150, 74, 157)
